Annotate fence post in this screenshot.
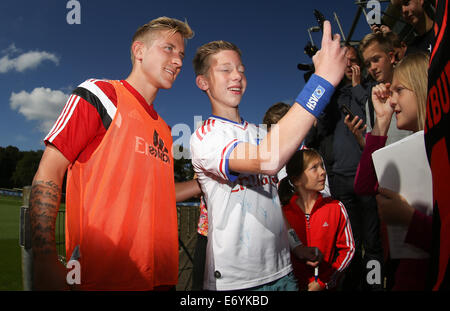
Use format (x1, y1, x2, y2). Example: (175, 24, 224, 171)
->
(19, 186, 33, 291)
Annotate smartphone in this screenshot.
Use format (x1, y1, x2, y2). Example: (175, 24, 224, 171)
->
(341, 104, 365, 129)
(313, 9, 326, 31)
(340, 104, 356, 121)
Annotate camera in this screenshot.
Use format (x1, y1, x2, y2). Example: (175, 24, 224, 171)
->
(304, 42, 318, 58)
(313, 9, 326, 31)
(297, 9, 327, 81)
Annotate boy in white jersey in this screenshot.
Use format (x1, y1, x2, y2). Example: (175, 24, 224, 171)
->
(190, 21, 348, 290)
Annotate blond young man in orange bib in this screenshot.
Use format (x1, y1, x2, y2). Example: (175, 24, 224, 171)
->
(30, 17, 199, 290)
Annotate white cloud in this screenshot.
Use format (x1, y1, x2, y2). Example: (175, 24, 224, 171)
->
(1, 43, 21, 54)
(0, 43, 59, 73)
(10, 87, 69, 133)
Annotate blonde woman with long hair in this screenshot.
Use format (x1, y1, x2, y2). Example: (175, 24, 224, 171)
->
(351, 52, 431, 290)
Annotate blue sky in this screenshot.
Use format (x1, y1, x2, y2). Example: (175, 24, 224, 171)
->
(0, 0, 388, 151)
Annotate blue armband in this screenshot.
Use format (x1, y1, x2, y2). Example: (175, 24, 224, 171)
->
(295, 74, 335, 118)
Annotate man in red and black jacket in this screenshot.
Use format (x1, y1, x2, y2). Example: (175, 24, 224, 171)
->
(424, 0, 450, 291)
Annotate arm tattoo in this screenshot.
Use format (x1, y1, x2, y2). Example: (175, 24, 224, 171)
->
(30, 180, 62, 257)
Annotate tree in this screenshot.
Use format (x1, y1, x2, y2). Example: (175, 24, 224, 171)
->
(0, 146, 22, 188)
(12, 150, 44, 187)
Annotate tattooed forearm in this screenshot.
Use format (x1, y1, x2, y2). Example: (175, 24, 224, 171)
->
(30, 180, 62, 257)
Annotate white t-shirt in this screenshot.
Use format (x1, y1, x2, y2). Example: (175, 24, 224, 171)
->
(190, 116, 292, 290)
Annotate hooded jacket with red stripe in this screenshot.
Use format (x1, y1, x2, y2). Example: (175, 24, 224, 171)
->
(282, 193, 355, 290)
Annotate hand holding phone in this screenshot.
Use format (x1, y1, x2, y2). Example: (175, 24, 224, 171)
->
(341, 104, 365, 130)
(340, 103, 356, 121)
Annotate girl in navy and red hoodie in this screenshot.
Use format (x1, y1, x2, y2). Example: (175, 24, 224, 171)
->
(279, 149, 355, 291)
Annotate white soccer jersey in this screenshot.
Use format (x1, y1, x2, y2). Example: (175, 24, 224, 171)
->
(190, 116, 292, 290)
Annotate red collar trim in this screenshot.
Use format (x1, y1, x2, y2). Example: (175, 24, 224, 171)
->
(120, 80, 158, 120)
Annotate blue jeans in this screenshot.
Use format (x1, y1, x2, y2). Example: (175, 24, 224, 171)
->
(247, 272, 298, 291)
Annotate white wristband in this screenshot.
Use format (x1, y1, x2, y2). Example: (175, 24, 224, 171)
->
(287, 228, 303, 250)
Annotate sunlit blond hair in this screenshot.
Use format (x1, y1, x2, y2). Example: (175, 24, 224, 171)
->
(192, 40, 242, 76)
(359, 32, 394, 55)
(393, 52, 429, 131)
(130, 17, 194, 65)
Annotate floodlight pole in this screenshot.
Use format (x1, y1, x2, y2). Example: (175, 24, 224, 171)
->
(307, 26, 321, 46)
(19, 186, 33, 290)
(334, 12, 346, 42)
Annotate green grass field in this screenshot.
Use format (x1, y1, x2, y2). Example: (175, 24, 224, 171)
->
(0, 195, 65, 291)
(0, 194, 197, 290)
(0, 195, 23, 290)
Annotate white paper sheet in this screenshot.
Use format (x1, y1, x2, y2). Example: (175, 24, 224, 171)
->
(371, 131, 432, 259)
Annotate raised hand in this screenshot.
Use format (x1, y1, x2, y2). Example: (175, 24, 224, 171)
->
(351, 64, 361, 87)
(313, 20, 347, 87)
(371, 83, 393, 136)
